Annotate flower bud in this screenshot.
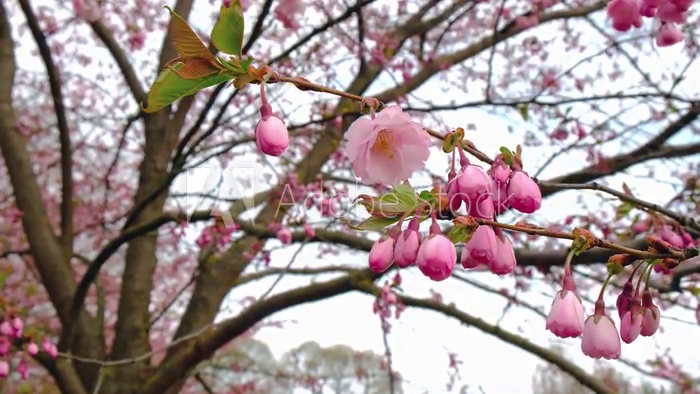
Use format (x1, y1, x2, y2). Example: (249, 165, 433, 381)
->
(581, 309, 621, 360)
(303, 223, 315, 239)
(620, 306, 643, 344)
(0, 360, 8, 378)
(369, 236, 395, 273)
(489, 161, 511, 185)
(27, 342, 39, 355)
(546, 289, 585, 338)
(640, 291, 660, 337)
(17, 360, 28, 380)
(11, 317, 23, 337)
(276, 227, 292, 244)
(615, 281, 634, 319)
(394, 225, 421, 268)
(256, 83, 289, 157)
(0, 321, 11, 336)
(461, 225, 498, 268)
(507, 171, 541, 214)
(416, 233, 456, 281)
(489, 234, 516, 275)
(455, 165, 492, 200)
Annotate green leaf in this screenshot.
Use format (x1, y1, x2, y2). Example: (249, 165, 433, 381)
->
(0, 271, 9, 289)
(345, 216, 401, 231)
(142, 64, 233, 113)
(447, 225, 473, 243)
(164, 6, 218, 63)
(418, 190, 433, 202)
(211, 2, 245, 56)
(518, 104, 529, 121)
(615, 201, 635, 220)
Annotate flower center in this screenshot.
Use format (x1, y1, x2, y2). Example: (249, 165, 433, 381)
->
(371, 129, 397, 159)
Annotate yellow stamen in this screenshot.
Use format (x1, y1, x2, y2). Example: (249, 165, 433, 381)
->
(371, 129, 396, 159)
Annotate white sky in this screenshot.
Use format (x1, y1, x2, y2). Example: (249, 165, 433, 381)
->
(8, 0, 700, 392)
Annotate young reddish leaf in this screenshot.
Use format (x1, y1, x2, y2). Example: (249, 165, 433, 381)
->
(164, 6, 218, 63)
(211, 2, 245, 56)
(142, 63, 233, 113)
(170, 58, 221, 79)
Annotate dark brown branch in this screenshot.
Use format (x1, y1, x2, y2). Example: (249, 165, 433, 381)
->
(540, 181, 700, 234)
(89, 21, 146, 102)
(352, 282, 615, 394)
(18, 0, 74, 258)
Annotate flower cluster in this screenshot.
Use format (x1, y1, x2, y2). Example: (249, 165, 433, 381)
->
(607, 0, 692, 46)
(0, 315, 57, 380)
(546, 257, 666, 360)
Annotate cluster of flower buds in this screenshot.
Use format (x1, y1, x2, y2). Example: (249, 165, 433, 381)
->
(0, 315, 57, 380)
(546, 254, 670, 360)
(195, 220, 239, 251)
(607, 0, 691, 46)
(369, 210, 457, 282)
(372, 277, 406, 333)
(255, 82, 289, 157)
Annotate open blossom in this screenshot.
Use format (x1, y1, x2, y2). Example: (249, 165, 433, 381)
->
(345, 106, 431, 186)
(581, 302, 621, 360)
(546, 273, 585, 338)
(656, 23, 684, 46)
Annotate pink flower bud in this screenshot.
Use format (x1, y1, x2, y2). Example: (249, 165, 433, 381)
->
(0, 360, 8, 378)
(416, 233, 456, 281)
(615, 281, 634, 318)
(581, 305, 621, 360)
(369, 236, 395, 273)
(17, 360, 28, 380)
(27, 342, 39, 355)
(256, 84, 289, 157)
(0, 337, 9, 355)
(11, 317, 23, 337)
(607, 0, 641, 32)
(256, 115, 289, 156)
(394, 227, 420, 268)
(223, 0, 232, 7)
(670, 0, 693, 12)
(640, 291, 660, 337)
(461, 225, 498, 268)
(656, 23, 684, 47)
(489, 161, 511, 185)
(657, 2, 687, 23)
(276, 227, 292, 244)
(303, 223, 315, 238)
(454, 165, 492, 200)
(546, 289, 585, 338)
(620, 308, 644, 344)
(0, 321, 11, 336)
(640, 2, 657, 17)
(491, 179, 510, 214)
(489, 234, 516, 275)
(658, 225, 684, 248)
(42, 339, 57, 358)
(506, 171, 541, 214)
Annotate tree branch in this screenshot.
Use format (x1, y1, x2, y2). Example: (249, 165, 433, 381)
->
(352, 282, 615, 394)
(18, 0, 74, 259)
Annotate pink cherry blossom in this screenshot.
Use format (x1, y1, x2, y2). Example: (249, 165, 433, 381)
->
(394, 220, 420, 268)
(461, 225, 498, 268)
(507, 171, 542, 214)
(0, 321, 11, 336)
(489, 234, 516, 275)
(11, 316, 23, 337)
(27, 342, 39, 355)
(255, 94, 290, 158)
(416, 233, 456, 281)
(657, 2, 688, 23)
(303, 223, 315, 238)
(369, 236, 395, 273)
(656, 23, 684, 47)
(546, 289, 585, 338)
(620, 308, 644, 343)
(0, 360, 8, 378)
(616, 281, 634, 318)
(607, 0, 642, 31)
(345, 106, 431, 186)
(581, 309, 621, 360)
(276, 227, 292, 244)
